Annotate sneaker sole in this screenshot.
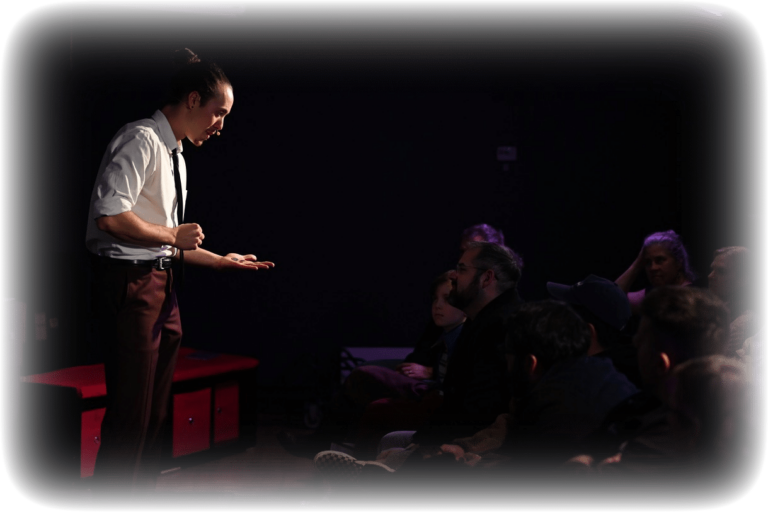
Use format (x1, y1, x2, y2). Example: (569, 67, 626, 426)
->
(315, 451, 395, 486)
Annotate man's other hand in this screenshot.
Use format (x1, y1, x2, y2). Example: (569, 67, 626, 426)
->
(218, 253, 275, 271)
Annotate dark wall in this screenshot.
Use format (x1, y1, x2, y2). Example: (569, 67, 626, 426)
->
(10, 6, 757, 384)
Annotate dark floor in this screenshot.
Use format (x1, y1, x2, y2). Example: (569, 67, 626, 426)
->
(14, 413, 336, 509)
(152, 414, 319, 502)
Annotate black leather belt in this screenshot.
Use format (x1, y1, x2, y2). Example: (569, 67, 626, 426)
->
(98, 256, 174, 271)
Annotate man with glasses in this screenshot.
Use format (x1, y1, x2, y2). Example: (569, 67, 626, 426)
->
(418, 241, 525, 444)
(313, 241, 524, 478)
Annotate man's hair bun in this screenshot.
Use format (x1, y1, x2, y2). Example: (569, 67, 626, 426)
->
(163, 48, 230, 107)
(172, 48, 201, 70)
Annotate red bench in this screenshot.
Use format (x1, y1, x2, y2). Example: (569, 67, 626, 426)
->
(20, 347, 259, 478)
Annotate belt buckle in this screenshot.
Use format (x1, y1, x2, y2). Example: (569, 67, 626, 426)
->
(155, 258, 172, 271)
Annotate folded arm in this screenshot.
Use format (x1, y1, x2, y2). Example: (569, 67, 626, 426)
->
(96, 211, 203, 250)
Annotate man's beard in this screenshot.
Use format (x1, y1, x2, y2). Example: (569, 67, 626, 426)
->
(448, 273, 481, 311)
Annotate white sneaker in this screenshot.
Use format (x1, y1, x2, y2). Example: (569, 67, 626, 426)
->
(314, 450, 395, 483)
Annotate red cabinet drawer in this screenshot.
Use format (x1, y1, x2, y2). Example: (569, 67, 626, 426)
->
(214, 382, 239, 444)
(23, 348, 258, 477)
(81, 407, 105, 478)
(172, 388, 211, 458)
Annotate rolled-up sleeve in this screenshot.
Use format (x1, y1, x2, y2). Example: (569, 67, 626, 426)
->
(92, 130, 156, 218)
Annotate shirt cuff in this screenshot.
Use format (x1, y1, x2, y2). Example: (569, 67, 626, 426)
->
(93, 196, 133, 217)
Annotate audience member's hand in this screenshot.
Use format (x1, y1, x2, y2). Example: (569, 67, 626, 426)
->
(376, 448, 394, 461)
(397, 363, 433, 380)
(597, 452, 622, 468)
(564, 454, 595, 468)
(439, 444, 481, 467)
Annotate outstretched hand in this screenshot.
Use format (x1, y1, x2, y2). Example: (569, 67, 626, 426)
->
(218, 253, 275, 271)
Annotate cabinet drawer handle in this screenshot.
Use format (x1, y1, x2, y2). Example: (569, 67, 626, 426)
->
(188, 417, 194, 425)
(217, 407, 222, 414)
(94, 436, 100, 444)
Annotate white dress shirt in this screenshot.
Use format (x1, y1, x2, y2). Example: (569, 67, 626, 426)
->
(86, 110, 187, 260)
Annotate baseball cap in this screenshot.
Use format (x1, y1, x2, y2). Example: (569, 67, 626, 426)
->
(546, 274, 632, 331)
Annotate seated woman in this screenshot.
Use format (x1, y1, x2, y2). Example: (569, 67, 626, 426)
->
(615, 229, 696, 315)
(708, 246, 760, 356)
(279, 272, 466, 458)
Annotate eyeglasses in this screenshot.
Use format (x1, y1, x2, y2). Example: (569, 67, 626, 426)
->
(455, 263, 489, 275)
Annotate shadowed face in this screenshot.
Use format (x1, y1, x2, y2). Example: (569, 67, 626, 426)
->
(432, 281, 466, 331)
(644, 244, 681, 288)
(448, 248, 484, 312)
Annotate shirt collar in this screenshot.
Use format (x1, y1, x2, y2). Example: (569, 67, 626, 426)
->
(152, 110, 182, 155)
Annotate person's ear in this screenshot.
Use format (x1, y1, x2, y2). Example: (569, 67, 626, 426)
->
(187, 91, 200, 109)
(588, 323, 598, 344)
(525, 354, 538, 376)
(658, 352, 672, 377)
(586, 323, 601, 356)
(481, 268, 495, 289)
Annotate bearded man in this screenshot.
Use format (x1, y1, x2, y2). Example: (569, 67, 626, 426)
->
(414, 241, 525, 443)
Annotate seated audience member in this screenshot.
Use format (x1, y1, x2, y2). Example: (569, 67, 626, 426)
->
(278, 272, 465, 457)
(546, 275, 642, 387)
(314, 242, 525, 471)
(414, 241, 524, 445)
(316, 300, 637, 480)
(615, 230, 696, 315)
(666, 355, 753, 480)
(567, 286, 731, 478)
(707, 246, 760, 356)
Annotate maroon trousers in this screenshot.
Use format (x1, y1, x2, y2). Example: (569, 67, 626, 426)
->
(91, 260, 182, 490)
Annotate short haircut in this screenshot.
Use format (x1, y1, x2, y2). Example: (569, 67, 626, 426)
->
(640, 286, 729, 364)
(461, 223, 505, 246)
(643, 230, 696, 282)
(569, 303, 623, 350)
(464, 241, 523, 293)
(504, 300, 591, 371)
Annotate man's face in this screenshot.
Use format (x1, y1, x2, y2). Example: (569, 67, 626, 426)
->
(448, 248, 483, 311)
(186, 83, 234, 147)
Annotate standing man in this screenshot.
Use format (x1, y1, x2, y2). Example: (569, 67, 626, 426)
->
(86, 49, 274, 493)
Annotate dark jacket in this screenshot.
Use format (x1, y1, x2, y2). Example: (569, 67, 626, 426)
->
(415, 287, 523, 442)
(404, 321, 461, 375)
(440, 356, 638, 475)
(502, 356, 638, 466)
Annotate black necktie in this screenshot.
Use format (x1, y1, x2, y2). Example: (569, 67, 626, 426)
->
(172, 149, 184, 287)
